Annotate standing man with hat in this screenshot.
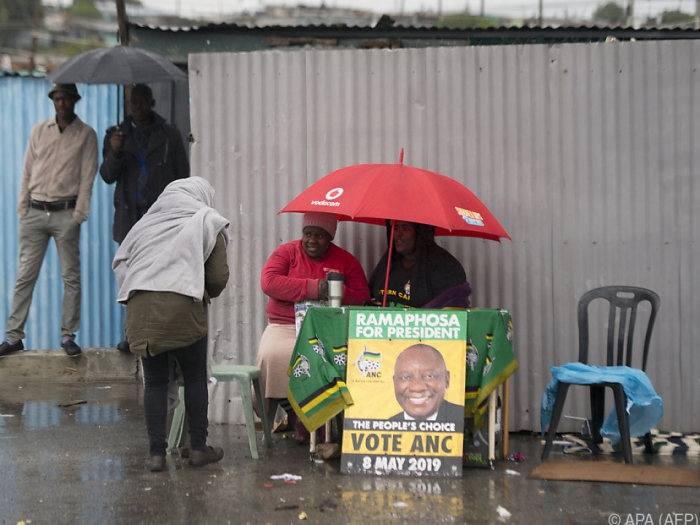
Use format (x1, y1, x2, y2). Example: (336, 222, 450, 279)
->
(0, 83, 98, 358)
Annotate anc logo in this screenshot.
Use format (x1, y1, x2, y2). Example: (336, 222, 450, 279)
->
(292, 355, 311, 378)
(355, 344, 382, 378)
(332, 343, 348, 366)
(309, 333, 327, 362)
(483, 355, 496, 376)
(466, 337, 479, 372)
(507, 319, 513, 342)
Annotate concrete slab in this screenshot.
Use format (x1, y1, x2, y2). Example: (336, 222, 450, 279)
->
(0, 348, 140, 382)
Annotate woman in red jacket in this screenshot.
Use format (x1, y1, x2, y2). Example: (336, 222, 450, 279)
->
(256, 212, 369, 442)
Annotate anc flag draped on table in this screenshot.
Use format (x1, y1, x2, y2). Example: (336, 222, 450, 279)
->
(464, 309, 517, 429)
(288, 307, 518, 433)
(287, 307, 353, 432)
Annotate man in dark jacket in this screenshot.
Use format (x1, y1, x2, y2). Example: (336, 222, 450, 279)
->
(100, 83, 189, 244)
(100, 83, 189, 352)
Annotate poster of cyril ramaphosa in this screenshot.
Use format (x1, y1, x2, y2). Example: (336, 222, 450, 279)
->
(341, 309, 467, 477)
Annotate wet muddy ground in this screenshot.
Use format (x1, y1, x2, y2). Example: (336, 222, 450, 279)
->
(0, 382, 698, 525)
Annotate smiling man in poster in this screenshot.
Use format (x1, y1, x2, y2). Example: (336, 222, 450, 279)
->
(341, 309, 467, 477)
(390, 344, 464, 423)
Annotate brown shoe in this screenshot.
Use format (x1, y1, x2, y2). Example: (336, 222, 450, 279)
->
(189, 446, 224, 467)
(146, 455, 166, 471)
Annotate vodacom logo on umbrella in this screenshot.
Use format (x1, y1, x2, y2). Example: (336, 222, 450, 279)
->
(311, 188, 344, 208)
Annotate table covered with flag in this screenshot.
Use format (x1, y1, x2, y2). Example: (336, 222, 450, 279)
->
(287, 307, 518, 433)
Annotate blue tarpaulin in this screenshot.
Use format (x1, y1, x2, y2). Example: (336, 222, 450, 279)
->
(541, 363, 663, 443)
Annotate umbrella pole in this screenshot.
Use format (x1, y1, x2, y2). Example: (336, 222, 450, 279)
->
(382, 220, 396, 308)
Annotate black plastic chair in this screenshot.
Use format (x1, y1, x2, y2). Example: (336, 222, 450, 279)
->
(541, 286, 660, 464)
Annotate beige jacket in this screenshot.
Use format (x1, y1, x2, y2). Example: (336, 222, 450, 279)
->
(18, 115, 98, 224)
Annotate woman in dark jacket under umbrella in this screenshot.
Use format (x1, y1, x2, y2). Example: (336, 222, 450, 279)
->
(369, 221, 469, 308)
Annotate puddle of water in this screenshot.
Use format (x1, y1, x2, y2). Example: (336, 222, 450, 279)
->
(22, 402, 62, 429)
(17, 402, 125, 429)
(339, 478, 465, 524)
(80, 458, 126, 482)
(74, 404, 124, 425)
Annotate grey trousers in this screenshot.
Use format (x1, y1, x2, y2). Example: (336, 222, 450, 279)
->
(5, 208, 81, 343)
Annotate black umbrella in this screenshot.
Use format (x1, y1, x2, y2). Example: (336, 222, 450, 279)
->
(47, 45, 187, 84)
(47, 46, 187, 122)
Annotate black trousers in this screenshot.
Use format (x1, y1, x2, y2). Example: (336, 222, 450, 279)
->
(141, 337, 209, 456)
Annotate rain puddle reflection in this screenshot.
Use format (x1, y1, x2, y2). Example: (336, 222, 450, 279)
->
(22, 402, 62, 429)
(11, 402, 126, 429)
(341, 478, 464, 523)
(74, 404, 124, 425)
(79, 458, 126, 482)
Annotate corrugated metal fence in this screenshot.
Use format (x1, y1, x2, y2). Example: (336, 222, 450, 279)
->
(0, 77, 124, 350)
(191, 42, 699, 432)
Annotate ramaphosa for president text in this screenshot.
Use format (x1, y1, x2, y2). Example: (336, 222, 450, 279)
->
(353, 312, 463, 339)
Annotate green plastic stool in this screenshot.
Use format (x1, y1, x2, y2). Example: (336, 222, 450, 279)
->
(167, 361, 273, 459)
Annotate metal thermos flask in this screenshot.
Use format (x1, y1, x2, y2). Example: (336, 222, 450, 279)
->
(327, 273, 344, 308)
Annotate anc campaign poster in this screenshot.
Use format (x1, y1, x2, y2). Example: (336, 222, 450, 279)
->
(341, 309, 467, 477)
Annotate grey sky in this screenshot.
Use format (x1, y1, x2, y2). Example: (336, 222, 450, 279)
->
(49, 0, 698, 24)
(139, 0, 696, 22)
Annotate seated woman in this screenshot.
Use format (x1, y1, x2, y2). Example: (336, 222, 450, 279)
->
(369, 221, 468, 308)
(113, 177, 230, 471)
(256, 212, 370, 441)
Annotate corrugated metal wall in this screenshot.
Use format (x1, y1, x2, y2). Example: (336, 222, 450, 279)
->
(0, 77, 124, 350)
(150, 80, 191, 152)
(190, 42, 699, 432)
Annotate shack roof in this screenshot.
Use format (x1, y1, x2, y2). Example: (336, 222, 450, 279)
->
(127, 21, 700, 66)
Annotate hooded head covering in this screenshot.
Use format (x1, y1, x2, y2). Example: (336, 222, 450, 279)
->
(113, 177, 229, 304)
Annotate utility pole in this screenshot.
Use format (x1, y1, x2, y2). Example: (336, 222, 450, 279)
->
(115, 0, 130, 121)
(626, 0, 634, 27)
(480, 0, 485, 17)
(28, 6, 40, 73)
(116, 0, 128, 46)
(695, 0, 700, 29)
(539, 0, 543, 25)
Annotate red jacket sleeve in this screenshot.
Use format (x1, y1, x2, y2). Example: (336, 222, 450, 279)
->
(260, 244, 319, 302)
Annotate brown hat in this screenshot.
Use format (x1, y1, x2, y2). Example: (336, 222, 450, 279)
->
(48, 83, 81, 101)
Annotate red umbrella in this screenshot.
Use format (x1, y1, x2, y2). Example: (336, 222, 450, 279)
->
(280, 150, 511, 305)
(281, 150, 511, 241)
